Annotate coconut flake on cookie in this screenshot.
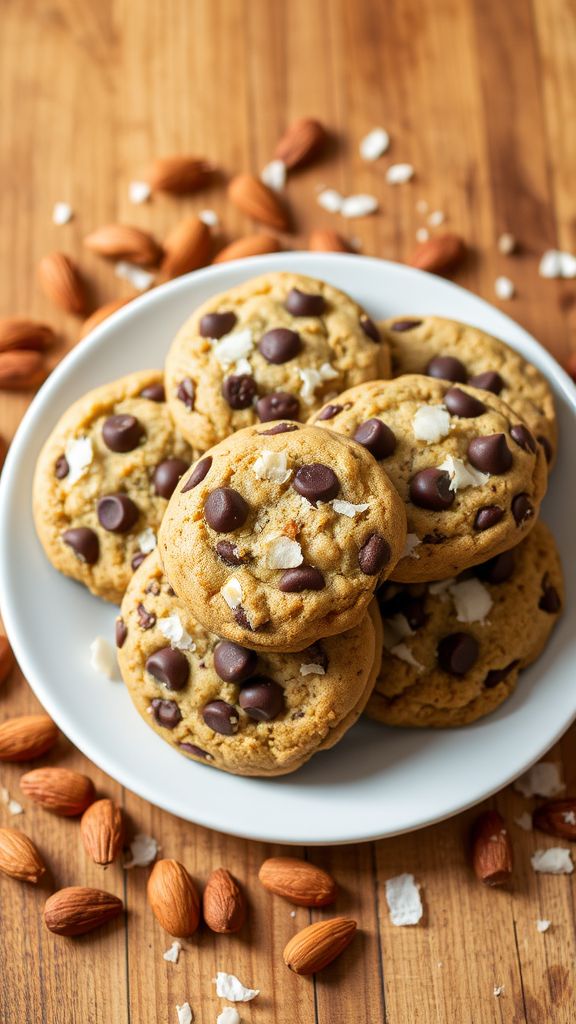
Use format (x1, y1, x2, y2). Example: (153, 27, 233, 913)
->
(212, 329, 254, 368)
(157, 613, 196, 652)
(331, 499, 370, 518)
(448, 579, 493, 623)
(221, 578, 243, 609)
(402, 533, 421, 559)
(438, 454, 489, 491)
(137, 527, 157, 554)
(264, 536, 303, 570)
(298, 363, 339, 404)
(253, 449, 291, 484)
(413, 404, 451, 443)
(64, 436, 93, 487)
(300, 662, 326, 676)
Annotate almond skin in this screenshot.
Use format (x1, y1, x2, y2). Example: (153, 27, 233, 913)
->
(0, 317, 56, 353)
(20, 767, 95, 816)
(38, 252, 87, 315)
(148, 155, 214, 194)
(0, 827, 46, 883)
(80, 297, 134, 338)
(283, 917, 357, 975)
(80, 799, 124, 866)
(228, 174, 290, 231)
(0, 714, 59, 762)
(84, 224, 162, 267)
(44, 886, 123, 936)
(0, 634, 15, 685)
(408, 232, 466, 274)
(213, 233, 282, 264)
(203, 867, 246, 933)
(161, 216, 211, 279)
(533, 799, 576, 841)
(274, 117, 328, 169)
(471, 810, 513, 886)
(309, 229, 351, 253)
(0, 350, 47, 391)
(147, 858, 200, 937)
(259, 856, 337, 907)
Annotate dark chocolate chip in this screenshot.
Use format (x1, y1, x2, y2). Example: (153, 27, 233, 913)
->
(390, 319, 422, 332)
(234, 606, 254, 631)
(444, 387, 486, 418)
(259, 328, 301, 364)
(131, 551, 148, 571)
(537, 435, 553, 464)
(426, 355, 467, 383)
(199, 311, 237, 338)
(221, 374, 257, 409)
(62, 527, 99, 564)
(476, 549, 515, 584)
(140, 382, 165, 402)
(146, 647, 189, 691)
(360, 316, 380, 342)
(215, 540, 245, 566)
(358, 533, 391, 575)
(484, 660, 519, 688)
(213, 640, 258, 682)
(316, 404, 342, 421)
(468, 370, 504, 395)
(474, 505, 504, 531)
(151, 698, 182, 729)
(378, 590, 427, 630)
(259, 422, 300, 435)
(177, 377, 195, 410)
(55, 455, 69, 479)
(353, 418, 396, 459)
(256, 392, 300, 422)
(467, 434, 512, 474)
(539, 584, 561, 613)
(180, 742, 210, 759)
(202, 700, 239, 735)
(409, 468, 455, 511)
(115, 617, 127, 648)
(278, 566, 326, 592)
(285, 288, 326, 317)
(97, 493, 139, 533)
(182, 456, 212, 491)
(102, 414, 144, 453)
(293, 463, 340, 503)
(204, 487, 249, 532)
(153, 458, 190, 499)
(510, 424, 536, 453)
(511, 493, 534, 525)
(239, 678, 285, 721)
(137, 603, 156, 630)
(437, 633, 479, 675)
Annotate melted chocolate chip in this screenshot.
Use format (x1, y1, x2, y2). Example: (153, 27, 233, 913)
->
(234, 606, 254, 631)
(539, 583, 561, 613)
(115, 617, 127, 648)
(177, 378, 195, 410)
(474, 505, 504, 531)
(146, 647, 189, 691)
(256, 392, 300, 422)
(360, 317, 380, 342)
(426, 355, 467, 383)
(153, 458, 190, 499)
(353, 418, 396, 459)
(182, 456, 212, 491)
(180, 742, 210, 758)
(259, 422, 300, 435)
(476, 549, 515, 584)
(511, 493, 534, 525)
(484, 661, 519, 688)
(510, 424, 536, 453)
(390, 319, 422, 332)
(62, 527, 99, 564)
(213, 640, 258, 682)
(204, 487, 249, 532)
(199, 311, 237, 338)
(102, 414, 144, 453)
(131, 551, 148, 571)
(55, 454, 69, 479)
(358, 533, 391, 575)
(437, 633, 479, 675)
(140, 382, 165, 402)
(278, 566, 326, 592)
(467, 434, 512, 474)
(151, 698, 182, 729)
(293, 463, 340, 503)
(316, 404, 342, 421)
(202, 700, 239, 735)
(444, 387, 486, 418)
(239, 678, 285, 721)
(537, 435, 553, 464)
(285, 288, 326, 317)
(215, 540, 245, 565)
(222, 374, 257, 409)
(409, 468, 455, 511)
(468, 370, 504, 395)
(259, 328, 301, 364)
(97, 494, 139, 533)
(137, 603, 156, 630)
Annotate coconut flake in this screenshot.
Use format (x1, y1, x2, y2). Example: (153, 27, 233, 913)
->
(221, 578, 243, 610)
(563, 810, 576, 825)
(513, 762, 565, 798)
(449, 578, 493, 624)
(253, 450, 291, 484)
(298, 363, 339, 404)
(495, 276, 515, 300)
(385, 873, 423, 925)
(157, 613, 196, 652)
(317, 188, 344, 213)
(233, 357, 253, 377)
(428, 210, 445, 227)
(164, 941, 182, 963)
(536, 919, 551, 933)
(217, 1011, 241, 1024)
(412, 404, 451, 443)
(391, 643, 424, 670)
(261, 159, 286, 191)
(199, 209, 219, 227)
(52, 201, 74, 225)
(514, 812, 533, 831)
(138, 527, 157, 554)
(531, 848, 573, 875)
(428, 578, 455, 597)
(1, 787, 23, 815)
(124, 833, 159, 868)
(300, 662, 326, 676)
(382, 614, 414, 649)
(498, 233, 516, 255)
(331, 499, 369, 518)
(402, 533, 421, 559)
(214, 973, 259, 1002)
(115, 261, 155, 291)
(416, 227, 429, 243)
(176, 1003, 193, 1024)
(264, 536, 303, 570)
(213, 329, 253, 368)
(493, 986, 504, 998)
(64, 436, 93, 487)
(386, 163, 414, 185)
(539, 249, 576, 279)
(341, 194, 379, 218)
(89, 637, 117, 680)
(129, 180, 151, 204)
(438, 454, 489, 492)
(360, 127, 390, 161)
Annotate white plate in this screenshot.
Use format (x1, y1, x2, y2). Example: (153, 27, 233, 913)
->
(0, 254, 575, 845)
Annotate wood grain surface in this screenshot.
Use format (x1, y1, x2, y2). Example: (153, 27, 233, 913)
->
(0, 0, 575, 1021)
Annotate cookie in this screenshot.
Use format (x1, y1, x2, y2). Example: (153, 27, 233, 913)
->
(33, 370, 193, 604)
(380, 316, 557, 464)
(158, 422, 407, 652)
(311, 375, 548, 582)
(365, 521, 563, 727)
(165, 271, 390, 451)
(117, 549, 382, 776)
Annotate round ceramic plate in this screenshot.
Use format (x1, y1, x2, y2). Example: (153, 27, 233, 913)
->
(0, 254, 574, 845)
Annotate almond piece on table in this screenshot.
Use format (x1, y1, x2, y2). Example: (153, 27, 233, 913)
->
(38, 252, 87, 315)
(533, 799, 576, 841)
(147, 858, 200, 937)
(148, 155, 214, 194)
(203, 867, 246, 933)
(161, 216, 211, 279)
(0, 635, 15, 685)
(228, 174, 290, 231)
(213, 233, 282, 264)
(0, 714, 59, 762)
(80, 297, 135, 338)
(274, 117, 328, 169)
(471, 809, 513, 886)
(20, 766, 95, 816)
(84, 224, 162, 267)
(408, 233, 466, 275)
(80, 798, 124, 866)
(44, 886, 123, 936)
(0, 827, 46, 883)
(283, 917, 357, 975)
(0, 317, 56, 353)
(259, 856, 337, 907)
(308, 229, 351, 253)
(0, 350, 47, 391)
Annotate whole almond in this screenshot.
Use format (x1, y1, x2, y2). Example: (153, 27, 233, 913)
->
(20, 767, 95, 816)
(213, 233, 282, 264)
(80, 798, 124, 866)
(0, 827, 46, 883)
(0, 635, 15, 685)
(84, 224, 162, 267)
(274, 117, 328, 169)
(533, 799, 576, 841)
(38, 252, 87, 315)
(0, 714, 59, 762)
(0, 350, 46, 391)
(44, 886, 123, 936)
(228, 174, 290, 231)
(408, 233, 466, 274)
(80, 297, 134, 338)
(0, 318, 56, 354)
(148, 155, 214, 194)
(283, 917, 357, 975)
(203, 867, 246, 933)
(147, 858, 200, 937)
(161, 216, 211, 280)
(309, 229, 351, 253)
(471, 810, 513, 886)
(259, 856, 337, 907)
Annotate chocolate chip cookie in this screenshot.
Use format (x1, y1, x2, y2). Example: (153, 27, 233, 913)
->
(117, 549, 383, 775)
(312, 375, 548, 582)
(165, 272, 390, 451)
(365, 521, 563, 727)
(33, 370, 193, 603)
(158, 422, 407, 652)
(380, 316, 557, 464)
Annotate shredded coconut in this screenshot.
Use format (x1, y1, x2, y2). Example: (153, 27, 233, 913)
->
(386, 163, 414, 185)
(412, 404, 451, 443)
(217, 1010, 241, 1024)
(341, 194, 379, 218)
(513, 762, 565, 798)
(128, 181, 151, 204)
(176, 1003, 193, 1024)
(536, 919, 551, 933)
(221, 579, 243, 610)
(213, 329, 253, 368)
(359, 127, 390, 161)
(449, 578, 493, 623)
(531, 848, 573, 875)
(199, 209, 219, 227)
(115, 261, 154, 291)
(438, 454, 489, 492)
(498, 232, 516, 255)
(401, 533, 421, 559)
(300, 662, 326, 676)
(416, 227, 429, 243)
(331, 499, 369, 518)
(124, 833, 159, 868)
(317, 188, 344, 213)
(52, 201, 73, 225)
(138, 527, 157, 554)
(0, 787, 23, 815)
(493, 986, 504, 998)
(299, 363, 338, 404)
(391, 643, 424, 670)
(385, 873, 423, 925)
(427, 209, 445, 227)
(157, 613, 196, 652)
(89, 637, 117, 680)
(261, 159, 286, 191)
(495, 276, 515, 300)
(562, 810, 576, 825)
(382, 614, 414, 649)
(214, 973, 259, 1002)
(252, 450, 291, 484)
(264, 536, 303, 570)
(428, 579, 454, 597)
(539, 249, 576, 279)
(64, 436, 93, 487)
(164, 941, 182, 963)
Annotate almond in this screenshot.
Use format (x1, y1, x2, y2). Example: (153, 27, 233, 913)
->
(44, 886, 123, 936)
(408, 232, 466, 274)
(471, 810, 513, 886)
(38, 252, 87, 315)
(0, 827, 46, 883)
(0, 350, 47, 391)
(283, 917, 357, 975)
(148, 155, 214, 194)
(80, 297, 134, 338)
(213, 233, 282, 264)
(308, 229, 351, 253)
(0, 635, 15, 685)
(228, 174, 290, 231)
(147, 858, 200, 937)
(20, 767, 95, 816)
(259, 857, 337, 907)
(84, 224, 162, 267)
(274, 117, 328, 169)
(80, 798, 124, 866)
(161, 216, 211, 280)
(0, 317, 56, 354)
(0, 714, 59, 762)
(203, 867, 246, 933)
(533, 799, 576, 841)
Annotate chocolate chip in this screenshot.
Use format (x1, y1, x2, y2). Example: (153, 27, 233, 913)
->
(511, 493, 534, 525)
(537, 435, 553, 464)
(467, 434, 512, 474)
(97, 493, 139, 533)
(213, 640, 258, 682)
(131, 551, 148, 571)
(539, 583, 561, 613)
(390, 319, 422, 332)
(285, 288, 326, 317)
(202, 700, 239, 735)
(378, 590, 427, 630)
(180, 742, 210, 758)
(221, 374, 257, 409)
(259, 328, 301, 364)
(510, 424, 536, 453)
(409, 468, 455, 511)
(437, 633, 479, 675)
(55, 455, 69, 479)
(256, 392, 300, 422)
(278, 566, 326, 592)
(360, 317, 379, 342)
(146, 580, 160, 595)
(204, 487, 249, 532)
(182, 456, 212, 492)
(358, 533, 390, 575)
(199, 311, 237, 338)
(153, 458, 190, 499)
(301, 641, 328, 671)
(234, 606, 254, 631)
(137, 603, 156, 630)
(215, 540, 245, 566)
(62, 527, 99, 564)
(444, 387, 486, 418)
(177, 378, 195, 410)
(476, 549, 515, 584)
(151, 698, 182, 729)
(146, 647, 189, 691)
(102, 414, 144, 453)
(468, 370, 504, 395)
(316, 404, 342, 421)
(140, 382, 165, 402)
(485, 661, 519, 688)
(353, 418, 396, 459)
(259, 422, 300, 435)
(239, 678, 285, 721)
(426, 355, 467, 383)
(474, 505, 504, 531)
(115, 617, 127, 648)
(293, 463, 340, 503)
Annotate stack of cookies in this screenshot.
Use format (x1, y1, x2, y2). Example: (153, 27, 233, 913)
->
(33, 272, 564, 776)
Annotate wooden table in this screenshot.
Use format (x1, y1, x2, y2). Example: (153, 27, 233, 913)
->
(1, 0, 575, 1020)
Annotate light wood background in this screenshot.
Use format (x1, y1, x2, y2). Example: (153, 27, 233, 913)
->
(0, 0, 575, 1021)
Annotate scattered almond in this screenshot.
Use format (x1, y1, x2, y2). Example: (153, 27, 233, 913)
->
(44, 886, 123, 936)
(80, 798, 124, 866)
(471, 810, 513, 886)
(20, 767, 95, 816)
(148, 155, 214, 194)
(84, 224, 162, 267)
(0, 635, 15, 685)
(161, 216, 211, 280)
(80, 297, 134, 338)
(283, 917, 357, 975)
(147, 858, 200, 937)
(0, 827, 46, 883)
(38, 252, 87, 315)
(408, 233, 466, 275)
(0, 350, 47, 391)
(258, 856, 337, 907)
(203, 867, 246, 933)
(0, 714, 59, 762)
(213, 234, 282, 264)
(228, 174, 290, 231)
(274, 117, 328, 169)
(308, 229, 351, 253)
(0, 318, 56, 354)
(533, 799, 576, 841)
